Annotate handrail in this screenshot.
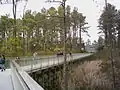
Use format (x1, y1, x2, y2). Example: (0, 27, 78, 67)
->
(11, 60, 44, 90)
(21, 53, 92, 73)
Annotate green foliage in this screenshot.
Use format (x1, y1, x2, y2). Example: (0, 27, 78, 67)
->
(0, 5, 89, 56)
(37, 50, 54, 55)
(98, 3, 117, 46)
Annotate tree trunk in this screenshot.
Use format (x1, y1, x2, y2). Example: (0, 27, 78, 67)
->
(72, 25, 77, 49)
(12, 0, 17, 55)
(12, 0, 17, 38)
(105, 30, 108, 46)
(79, 25, 82, 51)
(69, 30, 72, 51)
(43, 28, 47, 52)
(23, 31, 25, 55)
(118, 29, 120, 49)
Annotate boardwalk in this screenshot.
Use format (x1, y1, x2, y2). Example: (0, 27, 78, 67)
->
(22, 53, 91, 72)
(0, 53, 91, 90)
(0, 69, 14, 90)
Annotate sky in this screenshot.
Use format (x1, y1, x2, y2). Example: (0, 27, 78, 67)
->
(0, 0, 120, 43)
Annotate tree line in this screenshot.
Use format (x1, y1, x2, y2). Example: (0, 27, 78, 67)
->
(99, 3, 120, 49)
(0, 5, 89, 56)
(98, 3, 120, 89)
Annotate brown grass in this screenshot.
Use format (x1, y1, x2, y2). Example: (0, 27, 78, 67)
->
(67, 60, 112, 90)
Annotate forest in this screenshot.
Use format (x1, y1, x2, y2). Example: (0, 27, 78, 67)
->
(1, 0, 120, 90)
(0, 5, 89, 56)
(96, 3, 120, 90)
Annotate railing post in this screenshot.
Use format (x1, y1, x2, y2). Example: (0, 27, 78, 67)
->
(53, 57, 55, 65)
(48, 57, 49, 68)
(57, 56, 59, 65)
(31, 58, 34, 74)
(41, 58, 42, 69)
(52, 57, 54, 65)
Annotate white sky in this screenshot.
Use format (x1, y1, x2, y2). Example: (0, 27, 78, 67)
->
(0, 0, 120, 43)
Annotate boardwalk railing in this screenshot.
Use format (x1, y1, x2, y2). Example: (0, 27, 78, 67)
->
(16, 53, 92, 72)
(10, 60, 44, 90)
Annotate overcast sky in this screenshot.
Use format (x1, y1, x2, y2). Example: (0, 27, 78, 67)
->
(0, 0, 120, 43)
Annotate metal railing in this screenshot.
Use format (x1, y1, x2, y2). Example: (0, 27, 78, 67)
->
(10, 60, 44, 90)
(16, 53, 92, 73)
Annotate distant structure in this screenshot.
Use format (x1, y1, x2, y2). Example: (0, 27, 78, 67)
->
(85, 40, 98, 53)
(85, 44, 96, 53)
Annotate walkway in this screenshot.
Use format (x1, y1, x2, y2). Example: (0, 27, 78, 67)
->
(0, 69, 14, 90)
(22, 53, 91, 72)
(0, 53, 92, 90)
